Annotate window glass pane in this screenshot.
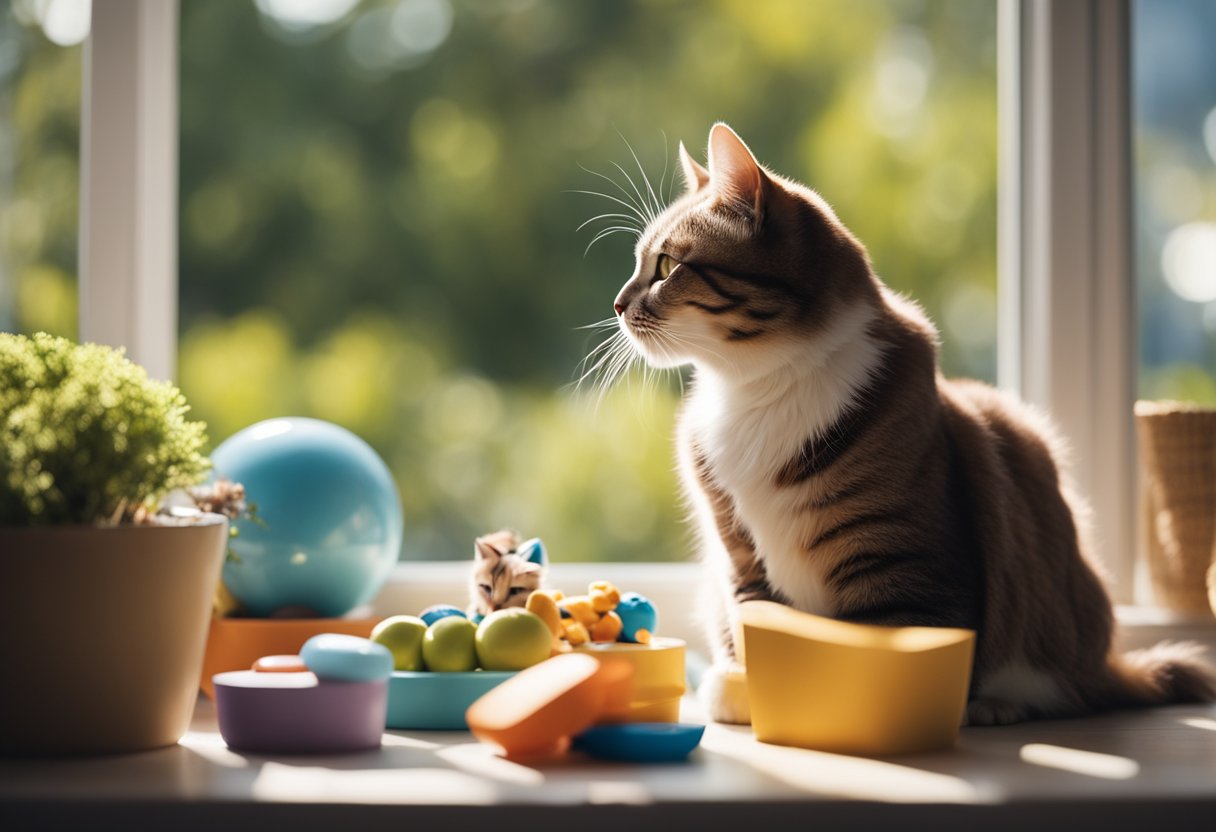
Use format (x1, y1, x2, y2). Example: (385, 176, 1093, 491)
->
(1135, 0, 1216, 404)
(178, 0, 996, 561)
(0, 1, 84, 338)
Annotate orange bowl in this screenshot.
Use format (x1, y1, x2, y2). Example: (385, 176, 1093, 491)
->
(199, 616, 376, 698)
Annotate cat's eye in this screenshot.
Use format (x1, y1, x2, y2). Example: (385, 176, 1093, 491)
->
(507, 586, 530, 597)
(655, 253, 677, 281)
(478, 583, 492, 596)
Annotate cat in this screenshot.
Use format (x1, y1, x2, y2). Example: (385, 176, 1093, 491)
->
(469, 529, 547, 618)
(607, 122, 1215, 726)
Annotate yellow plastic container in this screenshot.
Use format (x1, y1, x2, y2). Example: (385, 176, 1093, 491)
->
(574, 637, 685, 723)
(739, 601, 975, 755)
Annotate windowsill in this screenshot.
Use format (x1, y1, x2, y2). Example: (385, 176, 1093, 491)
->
(3, 695, 1214, 830)
(7, 564, 1212, 828)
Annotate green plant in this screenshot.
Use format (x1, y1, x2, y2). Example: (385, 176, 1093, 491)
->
(0, 332, 210, 526)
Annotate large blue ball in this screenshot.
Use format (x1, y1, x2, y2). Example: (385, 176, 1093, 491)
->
(212, 418, 403, 618)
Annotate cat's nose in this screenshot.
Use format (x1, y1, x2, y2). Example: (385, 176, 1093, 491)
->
(614, 300, 626, 316)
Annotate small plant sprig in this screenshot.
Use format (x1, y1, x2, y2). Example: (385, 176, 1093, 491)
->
(0, 332, 209, 526)
(187, 478, 266, 563)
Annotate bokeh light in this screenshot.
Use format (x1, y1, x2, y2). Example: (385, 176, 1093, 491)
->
(1162, 222, 1216, 304)
(255, 0, 362, 32)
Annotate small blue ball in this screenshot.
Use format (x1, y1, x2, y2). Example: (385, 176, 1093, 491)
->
(616, 592, 658, 643)
(421, 604, 467, 627)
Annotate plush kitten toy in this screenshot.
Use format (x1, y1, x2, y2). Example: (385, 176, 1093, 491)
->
(469, 529, 547, 618)
(608, 122, 1215, 726)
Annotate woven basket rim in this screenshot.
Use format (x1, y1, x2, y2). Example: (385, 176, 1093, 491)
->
(1134, 399, 1216, 418)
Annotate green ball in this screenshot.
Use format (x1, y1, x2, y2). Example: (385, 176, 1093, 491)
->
(475, 608, 553, 671)
(422, 616, 479, 672)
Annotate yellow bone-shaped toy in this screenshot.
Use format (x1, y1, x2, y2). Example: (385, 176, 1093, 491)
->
(589, 581, 621, 614)
(560, 595, 600, 628)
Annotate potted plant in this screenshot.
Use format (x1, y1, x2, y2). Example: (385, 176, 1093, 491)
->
(0, 332, 229, 755)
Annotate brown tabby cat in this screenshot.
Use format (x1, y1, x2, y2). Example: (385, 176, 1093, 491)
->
(469, 529, 547, 618)
(609, 122, 1215, 725)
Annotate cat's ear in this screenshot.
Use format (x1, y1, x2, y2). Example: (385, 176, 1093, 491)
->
(707, 122, 765, 221)
(474, 537, 504, 564)
(679, 141, 710, 194)
(515, 537, 547, 568)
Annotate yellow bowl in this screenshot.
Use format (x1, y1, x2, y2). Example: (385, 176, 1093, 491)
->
(740, 601, 974, 755)
(574, 637, 685, 723)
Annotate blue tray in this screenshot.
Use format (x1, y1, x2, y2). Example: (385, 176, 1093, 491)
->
(385, 670, 515, 730)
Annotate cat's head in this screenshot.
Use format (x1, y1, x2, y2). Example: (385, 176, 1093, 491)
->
(469, 529, 547, 616)
(612, 123, 880, 382)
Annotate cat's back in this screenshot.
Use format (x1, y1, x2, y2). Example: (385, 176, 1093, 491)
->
(937, 374, 1095, 584)
(939, 376, 1072, 495)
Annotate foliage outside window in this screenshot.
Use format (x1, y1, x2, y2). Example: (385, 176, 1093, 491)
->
(3, 0, 998, 562)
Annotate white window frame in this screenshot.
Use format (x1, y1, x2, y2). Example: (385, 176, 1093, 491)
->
(80, 0, 1141, 617)
(998, 0, 1136, 602)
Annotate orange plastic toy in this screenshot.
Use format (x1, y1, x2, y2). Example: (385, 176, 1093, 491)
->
(252, 654, 308, 673)
(465, 653, 633, 757)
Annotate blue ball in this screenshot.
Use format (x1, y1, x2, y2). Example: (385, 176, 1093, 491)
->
(212, 418, 403, 618)
(421, 604, 466, 627)
(616, 592, 658, 643)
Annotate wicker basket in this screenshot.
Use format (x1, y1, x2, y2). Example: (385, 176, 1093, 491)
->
(1134, 400, 1216, 617)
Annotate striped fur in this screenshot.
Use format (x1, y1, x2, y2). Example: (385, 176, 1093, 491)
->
(613, 124, 1215, 725)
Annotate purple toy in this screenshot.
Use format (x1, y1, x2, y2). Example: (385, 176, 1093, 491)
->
(213, 670, 387, 753)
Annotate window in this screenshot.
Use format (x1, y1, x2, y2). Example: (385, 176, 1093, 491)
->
(1134, 0, 1216, 405)
(0, 0, 85, 338)
(174, 0, 998, 562)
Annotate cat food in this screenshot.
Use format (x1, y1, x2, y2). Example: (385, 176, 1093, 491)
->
(544, 583, 659, 647)
(589, 610, 623, 642)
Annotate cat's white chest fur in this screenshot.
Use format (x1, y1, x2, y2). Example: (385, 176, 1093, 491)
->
(685, 303, 883, 616)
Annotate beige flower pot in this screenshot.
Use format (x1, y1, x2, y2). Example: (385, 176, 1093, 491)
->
(0, 515, 228, 755)
(1134, 401, 1216, 618)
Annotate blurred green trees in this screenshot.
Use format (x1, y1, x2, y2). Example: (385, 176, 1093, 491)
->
(2, 0, 1000, 560)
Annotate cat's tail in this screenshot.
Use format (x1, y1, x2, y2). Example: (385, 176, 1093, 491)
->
(1103, 641, 1216, 708)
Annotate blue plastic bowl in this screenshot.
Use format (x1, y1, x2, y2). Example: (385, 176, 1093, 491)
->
(573, 722, 706, 763)
(386, 671, 516, 730)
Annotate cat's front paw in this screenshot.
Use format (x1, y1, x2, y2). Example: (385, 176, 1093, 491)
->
(965, 698, 1028, 726)
(698, 661, 751, 725)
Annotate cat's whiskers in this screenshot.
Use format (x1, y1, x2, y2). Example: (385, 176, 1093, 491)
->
(584, 226, 641, 257)
(575, 317, 622, 332)
(566, 188, 647, 227)
(572, 330, 628, 385)
(618, 131, 664, 221)
(569, 326, 639, 407)
(657, 130, 672, 205)
(576, 212, 643, 234)
(609, 161, 657, 226)
(574, 164, 650, 225)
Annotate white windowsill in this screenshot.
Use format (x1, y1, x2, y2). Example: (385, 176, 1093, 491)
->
(4, 566, 1213, 829)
